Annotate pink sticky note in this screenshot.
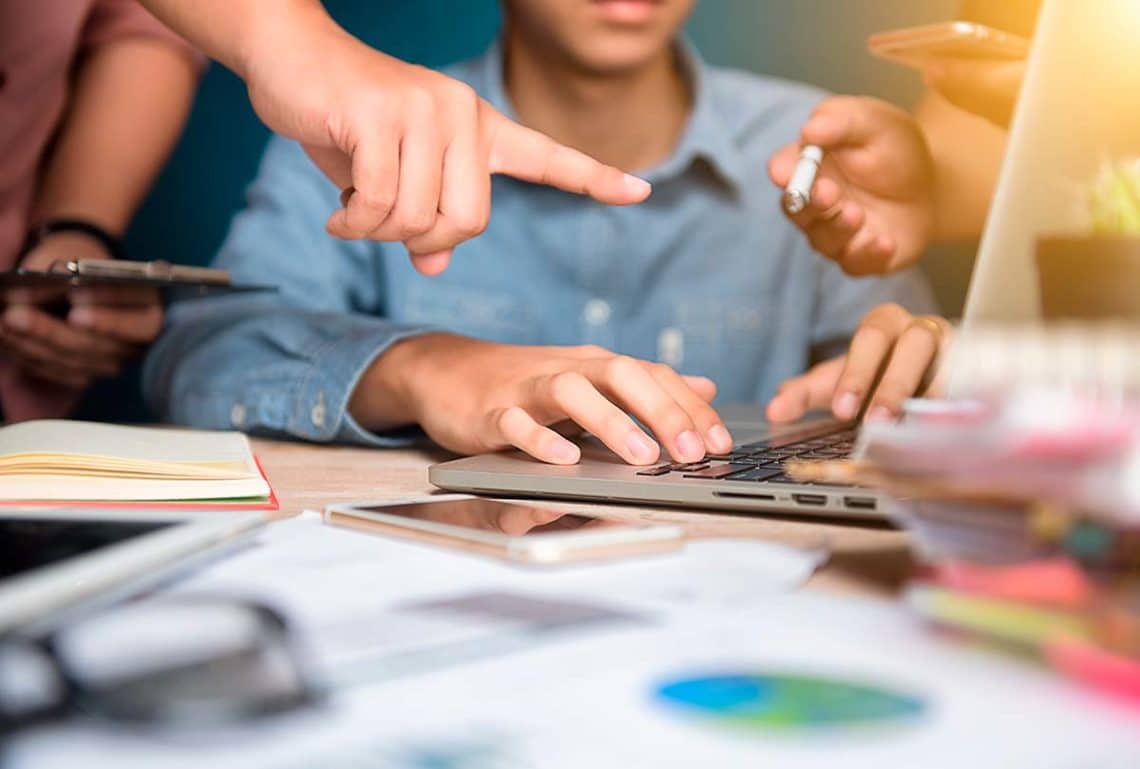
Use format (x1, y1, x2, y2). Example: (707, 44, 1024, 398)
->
(929, 559, 1094, 608)
(1046, 639, 1140, 704)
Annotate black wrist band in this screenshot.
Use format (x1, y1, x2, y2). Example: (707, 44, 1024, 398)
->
(22, 218, 127, 262)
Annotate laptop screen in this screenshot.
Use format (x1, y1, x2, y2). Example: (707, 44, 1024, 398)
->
(0, 518, 175, 581)
(963, 0, 1140, 323)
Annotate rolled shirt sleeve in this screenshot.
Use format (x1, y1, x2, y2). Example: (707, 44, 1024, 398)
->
(146, 298, 431, 446)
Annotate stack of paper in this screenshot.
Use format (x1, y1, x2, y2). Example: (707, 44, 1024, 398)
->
(0, 420, 275, 508)
(945, 324, 1140, 399)
(789, 394, 1140, 703)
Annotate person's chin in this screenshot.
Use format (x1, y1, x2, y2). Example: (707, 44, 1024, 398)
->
(570, 39, 668, 75)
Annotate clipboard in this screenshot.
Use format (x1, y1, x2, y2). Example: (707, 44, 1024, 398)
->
(0, 259, 276, 308)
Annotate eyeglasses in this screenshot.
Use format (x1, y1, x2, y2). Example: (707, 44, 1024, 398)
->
(0, 596, 322, 737)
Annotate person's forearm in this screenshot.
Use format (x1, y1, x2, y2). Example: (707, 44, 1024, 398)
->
(348, 333, 457, 432)
(136, 0, 341, 79)
(915, 93, 1009, 242)
(31, 39, 198, 234)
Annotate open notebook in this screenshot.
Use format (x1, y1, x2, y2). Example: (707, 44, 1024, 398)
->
(0, 421, 275, 508)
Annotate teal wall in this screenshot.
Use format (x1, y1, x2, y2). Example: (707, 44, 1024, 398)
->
(101, 0, 964, 421)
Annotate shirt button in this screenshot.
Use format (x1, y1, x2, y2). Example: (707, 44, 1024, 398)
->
(583, 299, 612, 326)
(658, 327, 685, 368)
(230, 403, 247, 426)
(311, 393, 327, 428)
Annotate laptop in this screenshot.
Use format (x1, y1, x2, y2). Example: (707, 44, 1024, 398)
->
(431, 0, 1101, 518)
(0, 509, 264, 637)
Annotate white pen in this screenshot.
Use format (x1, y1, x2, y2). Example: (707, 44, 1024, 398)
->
(781, 145, 823, 215)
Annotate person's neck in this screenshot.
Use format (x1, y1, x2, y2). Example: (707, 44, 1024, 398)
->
(502, 31, 691, 173)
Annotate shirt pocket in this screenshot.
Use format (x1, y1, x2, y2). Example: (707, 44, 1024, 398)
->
(401, 280, 543, 345)
(663, 299, 773, 380)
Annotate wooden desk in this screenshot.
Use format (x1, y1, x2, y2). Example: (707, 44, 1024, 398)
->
(253, 438, 915, 598)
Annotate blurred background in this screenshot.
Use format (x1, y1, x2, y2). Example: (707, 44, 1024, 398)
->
(98, 0, 966, 420)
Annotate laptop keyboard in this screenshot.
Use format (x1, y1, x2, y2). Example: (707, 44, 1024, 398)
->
(635, 425, 857, 485)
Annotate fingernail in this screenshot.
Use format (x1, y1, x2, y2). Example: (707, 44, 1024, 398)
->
(676, 430, 705, 462)
(552, 440, 580, 464)
(707, 424, 733, 452)
(625, 432, 658, 464)
(5, 309, 28, 332)
(834, 392, 860, 421)
(623, 174, 652, 198)
(412, 252, 451, 276)
(866, 406, 894, 424)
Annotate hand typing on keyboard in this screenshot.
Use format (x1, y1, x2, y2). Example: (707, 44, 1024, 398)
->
(765, 303, 952, 425)
(348, 333, 734, 467)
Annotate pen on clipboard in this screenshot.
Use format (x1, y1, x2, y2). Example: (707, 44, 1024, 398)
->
(62, 259, 232, 286)
(781, 145, 824, 215)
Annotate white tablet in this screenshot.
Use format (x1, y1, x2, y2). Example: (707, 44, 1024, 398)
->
(0, 509, 265, 637)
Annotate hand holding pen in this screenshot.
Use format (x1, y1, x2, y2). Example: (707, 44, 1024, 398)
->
(769, 96, 937, 276)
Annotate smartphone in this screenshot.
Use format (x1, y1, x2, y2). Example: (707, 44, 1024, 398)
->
(868, 21, 1030, 70)
(323, 495, 685, 565)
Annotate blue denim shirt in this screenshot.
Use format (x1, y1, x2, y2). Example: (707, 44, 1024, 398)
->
(144, 42, 935, 446)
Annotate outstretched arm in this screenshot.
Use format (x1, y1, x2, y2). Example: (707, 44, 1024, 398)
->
(770, 0, 1039, 273)
(137, 0, 651, 275)
(914, 0, 1040, 238)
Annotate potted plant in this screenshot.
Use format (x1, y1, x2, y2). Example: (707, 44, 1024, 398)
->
(1037, 158, 1140, 320)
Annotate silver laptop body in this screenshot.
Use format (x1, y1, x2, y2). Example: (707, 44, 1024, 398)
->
(430, 408, 884, 519)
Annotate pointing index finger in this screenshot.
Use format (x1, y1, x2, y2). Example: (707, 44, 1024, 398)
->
(484, 108, 651, 205)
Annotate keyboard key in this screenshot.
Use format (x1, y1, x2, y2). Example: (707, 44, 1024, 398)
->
(733, 426, 858, 466)
(765, 474, 802, 484)
(712, 454, 760, 464)
(670, 462, 710, 472)
(723, 467, 785, 483)
(636, 464, 672, 477)
(684, 463, 756, 479)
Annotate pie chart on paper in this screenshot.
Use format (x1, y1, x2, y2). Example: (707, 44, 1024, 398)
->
(655, 672, 927, 732)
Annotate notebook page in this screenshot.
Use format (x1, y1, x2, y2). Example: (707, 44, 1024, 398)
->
(0, 421, 259, 473)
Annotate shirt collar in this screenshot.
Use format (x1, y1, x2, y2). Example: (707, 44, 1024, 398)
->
(476, 37, 745, 192)
(648, 40, 746, 190)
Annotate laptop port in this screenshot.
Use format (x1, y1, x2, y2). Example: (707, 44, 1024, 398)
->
(713, 492, 775, 502)
(792, 493, 827, 506)
(843, 496, 877, 511)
